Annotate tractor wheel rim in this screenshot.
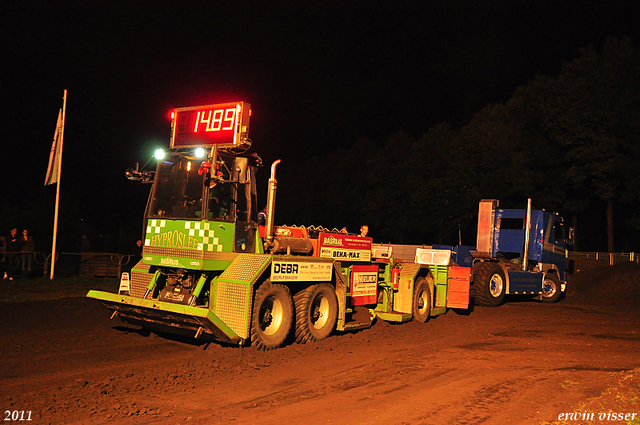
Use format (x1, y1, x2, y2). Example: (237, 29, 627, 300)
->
(489, 274, 504, 297)
(543, 279, 557, 297)
(261, 296, 283, 335)
(417, 290, 428, 315)
(311, 294, 330, 329)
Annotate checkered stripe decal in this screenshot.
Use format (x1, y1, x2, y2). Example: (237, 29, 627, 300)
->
(184, 221, 223, 252)
(145, 220, 223, 252)
(146, 219, 167, 244)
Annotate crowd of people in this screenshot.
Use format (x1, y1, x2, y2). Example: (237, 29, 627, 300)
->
(2, 227, 35, 280)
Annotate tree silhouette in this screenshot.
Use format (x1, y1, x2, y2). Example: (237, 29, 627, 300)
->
(537, 36, 640, 251)
(278, 37, 640, 252)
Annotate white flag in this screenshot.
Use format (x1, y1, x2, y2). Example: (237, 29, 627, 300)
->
(45, 109, 63, 186)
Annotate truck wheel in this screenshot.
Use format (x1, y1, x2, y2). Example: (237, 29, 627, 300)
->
(251, 280, 293, 350)
(413, 277, 432, 323)
(541, 273, 562, 303)
(294, 284, 337, 344)
(473, 263, 506, 307)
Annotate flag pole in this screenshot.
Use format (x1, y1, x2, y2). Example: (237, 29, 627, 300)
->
(50, 89, 67, 280)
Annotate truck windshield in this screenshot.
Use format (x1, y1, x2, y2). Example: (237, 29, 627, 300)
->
(208, 182, 235, 222)
(150, 157, 204, 219)
(499, 218, 524, 230)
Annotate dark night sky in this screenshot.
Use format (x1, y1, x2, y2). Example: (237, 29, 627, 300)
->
(2, 1, 640, 251)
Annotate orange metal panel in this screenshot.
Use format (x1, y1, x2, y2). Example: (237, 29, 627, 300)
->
(448, 266, 471, 279)
(446, 266, 470, 309)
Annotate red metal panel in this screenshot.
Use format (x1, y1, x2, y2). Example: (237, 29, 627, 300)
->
(318, 232, 373, 262)
(447, 266, 470, 309)
(448, 266, 471, 279)
(351, 264, 378, 306)
(318, 232, 372, 250)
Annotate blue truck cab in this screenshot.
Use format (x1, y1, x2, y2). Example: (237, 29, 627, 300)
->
(449, 199, 572, 306)
(494, 206, 570, 282)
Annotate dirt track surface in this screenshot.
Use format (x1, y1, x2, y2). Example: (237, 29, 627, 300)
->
(1, 263, 640, 425)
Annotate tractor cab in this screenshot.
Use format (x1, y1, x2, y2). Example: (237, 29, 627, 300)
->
(145, 149, 262, 254)
(128, 102, 262, 264)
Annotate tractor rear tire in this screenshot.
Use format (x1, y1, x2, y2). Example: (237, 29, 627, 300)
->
(412, 277, 432, 323)
(472, 263, 506, 307)
(251, 280, 293, 350)
(294, 284, 338, 344)
(541, 273, 562, 303)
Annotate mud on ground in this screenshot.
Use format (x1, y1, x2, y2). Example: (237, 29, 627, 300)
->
(1, 262, 639, 424)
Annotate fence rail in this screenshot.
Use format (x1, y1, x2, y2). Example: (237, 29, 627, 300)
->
(45, 252, 138, 278)
(1, 251, 138, 279)
(568, 251, 639, 266)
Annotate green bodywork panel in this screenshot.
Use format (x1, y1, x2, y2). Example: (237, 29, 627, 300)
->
(430, 307, 447, 316)
(375, 311, 412, 322)
(141, 218, 264, 271)
(145, 218, 235, 253)
(372, 262, 451, 323)
(89, 230, 460, 344)
(142, 219, 236, 269)
(209, 254, 272, 339)
(429, 265, 448, 308)
(87, 253, 273, 342)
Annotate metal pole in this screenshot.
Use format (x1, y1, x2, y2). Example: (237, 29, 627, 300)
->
(50, 89, 67, 280)
(522, 198, 532, 271)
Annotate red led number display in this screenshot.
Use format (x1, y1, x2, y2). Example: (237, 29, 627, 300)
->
(171, 102, 249, 148)
(193, 108, 237, 132)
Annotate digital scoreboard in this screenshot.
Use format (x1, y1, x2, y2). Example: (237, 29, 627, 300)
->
(170, 102, 250, 148)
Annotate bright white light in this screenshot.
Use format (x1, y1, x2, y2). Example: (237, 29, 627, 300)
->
(154, 149, 165, 160)
(195, 147, 206, 158)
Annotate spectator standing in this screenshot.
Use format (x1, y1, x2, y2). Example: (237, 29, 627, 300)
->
(4, 228, 20, 280)
(20, 229, 35, 279)
(257, 207, 266, 225)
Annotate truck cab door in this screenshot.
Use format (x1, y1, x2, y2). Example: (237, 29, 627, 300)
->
(235, 221, 256, 253)
(233, 160, 258, 253)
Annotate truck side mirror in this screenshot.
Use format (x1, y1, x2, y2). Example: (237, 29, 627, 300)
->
(125, 167, 139, 181)
(567, 227, 575, 245)
(233, 157, 249, 183)
(125, 166, 154, 183)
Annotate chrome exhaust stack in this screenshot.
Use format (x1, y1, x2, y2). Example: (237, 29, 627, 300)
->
(264, 159, 281, 250)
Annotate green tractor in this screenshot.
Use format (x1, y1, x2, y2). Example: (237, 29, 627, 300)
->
(88, 101, 470, 349)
